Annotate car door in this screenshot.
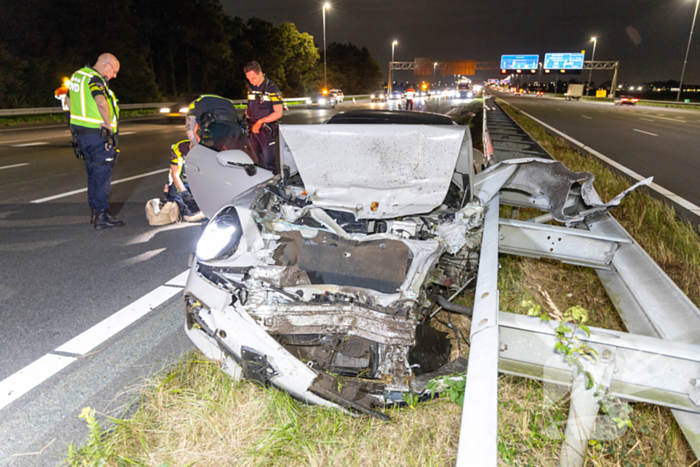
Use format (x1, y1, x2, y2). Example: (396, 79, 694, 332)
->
(185, 144, 274, 218)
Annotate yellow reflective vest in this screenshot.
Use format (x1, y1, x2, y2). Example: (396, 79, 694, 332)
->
(68, 67, 119, 131)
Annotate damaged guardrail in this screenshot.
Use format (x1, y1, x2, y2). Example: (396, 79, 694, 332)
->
(455, 96, 700, 466)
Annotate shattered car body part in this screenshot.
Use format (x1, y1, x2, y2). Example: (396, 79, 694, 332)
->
(476, 158, 653, 226)
(183, 118, 649, 417)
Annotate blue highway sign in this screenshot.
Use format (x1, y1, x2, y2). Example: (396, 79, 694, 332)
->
(544, 53, 584, 70)
(500, 55, 539, 70)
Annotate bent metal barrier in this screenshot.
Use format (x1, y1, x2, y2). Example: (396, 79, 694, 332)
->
(457, 96, 700, 466)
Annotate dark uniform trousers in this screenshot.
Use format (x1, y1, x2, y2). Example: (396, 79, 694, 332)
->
(249, 125, 278, 173)
(75, 132, 115, 212)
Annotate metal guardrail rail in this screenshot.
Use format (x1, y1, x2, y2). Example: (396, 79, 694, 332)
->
(456, 96, 700, 466)
(0, 95, 370, 118)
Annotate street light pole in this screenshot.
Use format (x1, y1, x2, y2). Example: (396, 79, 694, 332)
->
(433, 62, 437, 86)
(323, 3, 330, 90)
(677, 0, 700, 101)
(587, 37, 597, 96)
(390, 40, 397, 94)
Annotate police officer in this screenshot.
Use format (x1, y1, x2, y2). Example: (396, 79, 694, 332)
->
(185, 94, 241, 146)
(68, 53, 124, 229)
(163, 139, 205, 222)
(244, 61, 283, 173)
(405, 86, 416, 111)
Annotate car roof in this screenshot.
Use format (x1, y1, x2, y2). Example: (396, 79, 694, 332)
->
(325, 109, 456, 125)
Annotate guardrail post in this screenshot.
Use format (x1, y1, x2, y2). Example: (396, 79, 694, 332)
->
(559, 353, 615, 467)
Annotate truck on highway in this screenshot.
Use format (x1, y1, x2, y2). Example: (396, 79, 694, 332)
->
(565, 83, 584, 100)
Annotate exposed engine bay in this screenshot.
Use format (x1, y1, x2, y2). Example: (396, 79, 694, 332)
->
(183, 122, 649, 419)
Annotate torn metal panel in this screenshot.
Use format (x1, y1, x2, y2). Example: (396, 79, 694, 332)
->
(498, 218, 630, 269)
(496, 159, 652, 226)
(279, 124, 467, 219)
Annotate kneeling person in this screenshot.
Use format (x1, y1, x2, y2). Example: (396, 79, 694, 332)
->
(164, 140, 205, 222)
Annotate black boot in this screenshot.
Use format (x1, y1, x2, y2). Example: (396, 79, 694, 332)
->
(94, 210, 126, 230)
(90, 208, 97, 226)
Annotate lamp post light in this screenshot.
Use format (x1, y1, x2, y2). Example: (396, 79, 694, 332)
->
(677, 0, 700, 101)
(389, 40, 398, 94)
(587, 37, 597, 96)
(433, 62, 438, 85)
(323, 3, 330, 90)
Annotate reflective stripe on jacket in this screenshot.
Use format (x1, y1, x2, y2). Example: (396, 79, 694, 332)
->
(68, 67, 119, 131)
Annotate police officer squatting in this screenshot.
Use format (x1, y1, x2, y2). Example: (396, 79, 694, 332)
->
(244, 61, 283, 174)
(67, 53, 124, 230)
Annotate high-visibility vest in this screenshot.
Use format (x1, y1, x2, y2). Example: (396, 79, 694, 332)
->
(68, 67, 119, 131)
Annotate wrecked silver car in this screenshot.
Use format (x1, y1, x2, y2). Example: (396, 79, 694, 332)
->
(182, 111, 648, 419)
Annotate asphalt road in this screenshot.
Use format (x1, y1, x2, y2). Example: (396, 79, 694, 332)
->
(491, 91, 700, 214)
(0, 98, 427, 466)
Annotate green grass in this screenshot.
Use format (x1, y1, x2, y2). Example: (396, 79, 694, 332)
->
(0, 109, 160, 127)
(65, 352, 463, 467)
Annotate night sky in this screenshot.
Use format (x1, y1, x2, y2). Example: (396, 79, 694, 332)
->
(222, 0, 699, 85)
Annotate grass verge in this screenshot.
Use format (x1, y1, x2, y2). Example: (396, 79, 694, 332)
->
(0, 109, 160, 128)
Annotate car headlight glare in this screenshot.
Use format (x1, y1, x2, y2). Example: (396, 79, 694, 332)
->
(319, 98, 326, 104)
(306, 99, 312, 104)
(160, 108, 170, 113)
(196, 206, 243, 262)
(179, 107, 188, 113)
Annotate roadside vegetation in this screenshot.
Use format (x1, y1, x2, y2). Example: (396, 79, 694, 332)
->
(0, 109, 160, 128)
(65, 98, 699, 466)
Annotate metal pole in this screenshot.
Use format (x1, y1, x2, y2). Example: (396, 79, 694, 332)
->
(677, 0, 700, 101)
(610, 62, 619, 98)
(538, 62, 543, 87)
(587, 38, 597, 96)
(388, 63, 392, 94)
(390, 41, 397, 94)
(323, 6, 327, 90)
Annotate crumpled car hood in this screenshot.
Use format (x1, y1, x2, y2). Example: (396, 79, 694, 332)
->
(280, 124, 467, 219)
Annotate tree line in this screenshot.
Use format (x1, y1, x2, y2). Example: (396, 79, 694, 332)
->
(0, 0, 383, 108)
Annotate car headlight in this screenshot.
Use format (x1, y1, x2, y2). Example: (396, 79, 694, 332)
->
(380, 94, 384, 99)
(160, 108, 170, 113)
(179, 107, 188, 113)
(306, 99, 312, 104)
(371, 94, 375, 99)
(467, 92, 474, 98)
(319, 98, 326, 104)
(196, 206, 243, 262)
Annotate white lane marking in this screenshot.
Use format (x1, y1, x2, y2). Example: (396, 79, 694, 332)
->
(119, 131, 137, 135)
(633, 129, 659, 137)
(0, 268, 188, 409)
(0, 354, 76, 410)
(30, 168, 169, 203)
(582, 115, 592, 119)
(639, 118, 655, 122)
(514, 108, 700, 217)
(55, 283, 184, 355)
(166, 270, 190, 287)
(0, 163, 29, 170)
(121, 248, 167, 266)
(644, 114, 686, 123)
(11, 142, 49, 147)
(0, 134, 68, 145)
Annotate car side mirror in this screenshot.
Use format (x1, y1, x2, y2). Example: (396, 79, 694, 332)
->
(216, 150, 257, 176)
